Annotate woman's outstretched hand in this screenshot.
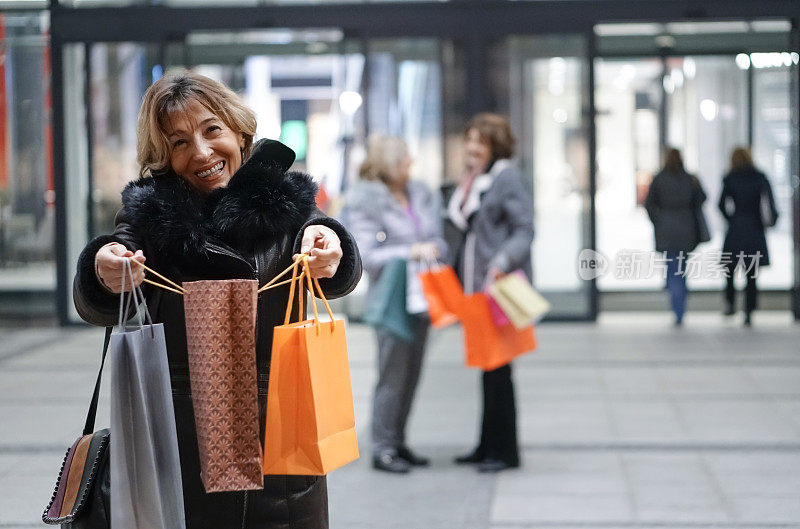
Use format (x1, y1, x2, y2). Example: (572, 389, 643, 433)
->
(294, 225, 342, 279)
(95, 242, 146, 293)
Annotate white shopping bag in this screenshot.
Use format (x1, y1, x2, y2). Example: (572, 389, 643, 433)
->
(406, 259, 429, 315)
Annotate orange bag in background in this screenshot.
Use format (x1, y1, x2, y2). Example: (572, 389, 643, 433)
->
(418, 263, 463, 328)
(263, 260, 359, 475)
(460, 293, 537, 371)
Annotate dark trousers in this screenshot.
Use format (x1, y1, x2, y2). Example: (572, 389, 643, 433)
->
(725, 260, 758, 314)
(666, 251, 687, 323)
(474, 363, 519, 465)
(372, 316, 430, 454)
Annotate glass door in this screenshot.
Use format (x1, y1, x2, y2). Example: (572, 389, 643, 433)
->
(365, 39, 443, 191)
(0, 12, 55, 307)
(504, 35, 594, 319)
(594, 56, 668, 292)
(593, 21, 797, 303)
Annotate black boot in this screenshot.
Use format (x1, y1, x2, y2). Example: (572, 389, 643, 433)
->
(454, 449, 484, 464)
(398, 446, 430, 466)
(373, 449, 411, 473)
(477, 458, 519, 473)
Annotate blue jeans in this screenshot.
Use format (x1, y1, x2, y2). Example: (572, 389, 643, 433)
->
(665, 251, 687, 323)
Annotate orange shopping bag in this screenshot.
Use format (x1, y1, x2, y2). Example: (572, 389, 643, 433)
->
(418, 262, 464, 328)
(263, 258, 359, 475)
(460, 293, 537, 371)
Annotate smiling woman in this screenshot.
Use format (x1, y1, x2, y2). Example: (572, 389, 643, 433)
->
(137, 72, 256, 183)
(165, 100, 245, 193)
(71, 70, 362, 529)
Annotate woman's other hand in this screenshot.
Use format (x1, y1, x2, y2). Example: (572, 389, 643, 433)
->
(410, 242, 440, 261)
(295, 225, 342, 279)
(487, 267, 506, 284)
(95, 242, 146, 293)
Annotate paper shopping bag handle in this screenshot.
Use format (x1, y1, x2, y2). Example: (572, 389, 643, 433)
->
(283, 257, 303, 325)
(279, 255, 336, 332)
(301, 255, 336, 333)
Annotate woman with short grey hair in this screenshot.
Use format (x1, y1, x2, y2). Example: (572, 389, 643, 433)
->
(341, 135, 447, 473)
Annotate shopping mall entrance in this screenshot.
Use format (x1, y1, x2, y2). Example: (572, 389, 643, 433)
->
(492, 21, 799, 319)
(2, 3, 798, 324)
(593, 22, 798, 313)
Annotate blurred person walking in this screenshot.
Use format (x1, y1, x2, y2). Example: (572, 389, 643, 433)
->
(446, 114, 533, 473)
(718, 147, 778, 326)
(342, 135, 447, 473)
(645, 148, 708, 327)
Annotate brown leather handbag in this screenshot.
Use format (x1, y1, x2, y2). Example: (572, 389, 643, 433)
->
(42, 328, 112, 528)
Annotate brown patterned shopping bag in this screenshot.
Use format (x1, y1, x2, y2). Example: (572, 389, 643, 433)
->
(183, 279, 264, 493)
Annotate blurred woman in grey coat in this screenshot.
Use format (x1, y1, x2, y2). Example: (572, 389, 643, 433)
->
(341, 135, 447, 473)
(718, 147, 778, 326)
(645, 148, 708, 326)
(446, 114, 534, 473)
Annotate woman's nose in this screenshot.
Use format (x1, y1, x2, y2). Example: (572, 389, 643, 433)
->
(192, 139, 213, 160)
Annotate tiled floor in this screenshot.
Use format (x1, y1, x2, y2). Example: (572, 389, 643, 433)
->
(0, 312, 798, 528)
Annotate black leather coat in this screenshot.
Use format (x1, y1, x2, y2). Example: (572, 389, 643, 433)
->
(644, 169, 707, 254)
(73, 140, 362, 529)
(718, 168, 778, 266)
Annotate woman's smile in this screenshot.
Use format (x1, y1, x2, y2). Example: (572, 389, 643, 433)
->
(195, 160, 225, 179)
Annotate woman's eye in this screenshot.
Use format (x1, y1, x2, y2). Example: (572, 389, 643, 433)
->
(172, 139, 185, 147)
(207, 125, 221, 134)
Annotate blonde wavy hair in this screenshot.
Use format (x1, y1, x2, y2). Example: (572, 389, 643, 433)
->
(358, 135, 409, 184)
(136, 70, 257, 178)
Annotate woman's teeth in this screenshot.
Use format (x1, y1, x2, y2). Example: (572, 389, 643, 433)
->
(196, 161, 224, 178)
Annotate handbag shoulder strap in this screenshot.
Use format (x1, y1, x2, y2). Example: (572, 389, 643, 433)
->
(83, 327, 112, 436)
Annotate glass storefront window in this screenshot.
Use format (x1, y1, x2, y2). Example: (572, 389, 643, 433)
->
(595, 57, 664, 291)
(666, 55, 748, 285)
(752, 60, 795, 289)
(366, 39, 442, 190)
(89, 43, 149, 237)
(504, 35, 593, 318)
(0, 12, 54, 293)
(596, 52, 794, 292)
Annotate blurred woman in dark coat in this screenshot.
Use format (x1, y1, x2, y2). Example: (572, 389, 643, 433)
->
(718, 147, 778, 326)
(645, 148, 707, 326)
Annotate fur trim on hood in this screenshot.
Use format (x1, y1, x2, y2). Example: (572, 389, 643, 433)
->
(120, 139, 317, 261)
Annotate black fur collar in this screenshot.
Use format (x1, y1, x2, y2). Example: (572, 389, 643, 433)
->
(120, 139, 317, 262)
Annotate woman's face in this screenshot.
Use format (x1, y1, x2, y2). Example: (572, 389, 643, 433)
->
(394, 154, 412, 187)
(464, 127, 492, 174)
(166, 99, 245, 193)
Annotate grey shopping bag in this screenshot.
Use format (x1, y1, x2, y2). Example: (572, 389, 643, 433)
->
(110, 259, 186, 529)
